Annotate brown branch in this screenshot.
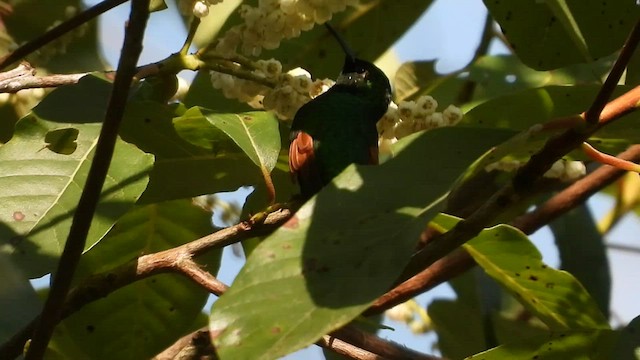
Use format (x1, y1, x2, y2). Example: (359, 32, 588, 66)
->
(584, 19, 640, 124)
(0, 207, 292, 360)
(0, 71, 89, 93)
(328, 326, 443, 360)
(366, 249, 474, 316)
(153, 327, 217, 360)
(512, 144, 640, 234)
(154, 324, 442, 360)
(317, 336, 382, 360)
(175, 258, 229, 296)
(401, 44, 640, 279)
(369, 145, 640, 316)
(24, 2, 150, 358)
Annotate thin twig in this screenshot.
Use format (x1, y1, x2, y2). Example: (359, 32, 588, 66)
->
(329, 326, 442, 360)
(0, 0, 128, 70)
(24, 1, 150, 358)
(317, 336, 381, 360)
(512, 145, 640, 234)
(175, 258, 229, 296)
(0, 71, 89, 92)
(584, 20, 640, 123)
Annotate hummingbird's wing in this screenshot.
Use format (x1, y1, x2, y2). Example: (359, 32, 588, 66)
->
(289, 130, 324, 198)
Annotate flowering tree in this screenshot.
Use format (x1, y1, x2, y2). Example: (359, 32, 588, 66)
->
(0, 0, 639, 359)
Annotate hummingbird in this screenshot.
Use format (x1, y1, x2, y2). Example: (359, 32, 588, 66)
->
(288, 25, 392, 199)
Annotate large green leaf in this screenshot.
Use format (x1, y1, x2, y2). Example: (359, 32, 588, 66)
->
(393, 55, 614, 110)
(484, 0, 639, 70)
(173, 107, 280, 175)
(467, 329, 614, 360)
(0, 80, 153, 279)
(209, 126, 515, 360)
(51, 75, 279, 204)
(120, 101, 282, 203)
(549, 205, 610, 317)
(48, 199, 220, 360)
(433, 215, 609, 331)
(461, 85, 640, 156)
(0, 253, 42, 344)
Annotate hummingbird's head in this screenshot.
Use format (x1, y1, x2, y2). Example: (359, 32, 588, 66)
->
(337, 57, 392, 111)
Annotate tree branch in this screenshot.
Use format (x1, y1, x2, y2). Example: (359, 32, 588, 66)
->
(370, 144, 640, 316)
(153, 324, 443, 360)
(0, 65, 90, 93)
(328, 326, 442, 360)
(0, 0, 128, 70)
(0, 207, 292, 359)
(584, 19, 640, 124)
(24, 1, 150, 358)
(401, 48, 640, 280)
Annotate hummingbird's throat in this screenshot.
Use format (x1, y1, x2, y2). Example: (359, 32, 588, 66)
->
(336, 71, 369, 88)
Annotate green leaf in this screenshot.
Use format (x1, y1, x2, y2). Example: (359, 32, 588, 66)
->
(393, 60, 459, 103)
(433, 215, 609, 331)
(484, 0, 639, 70)
(173, 107, 280, 173)
(461, 85, 640, 156)
(0, 253, 41, 344)
(48, 199, 220, 360)
(209, 127, 514, 360)
(118, 101, 281, 203)
(467, 329, 615, 360)
(0, 86, 153, 278)
(549, 205, 610, 316)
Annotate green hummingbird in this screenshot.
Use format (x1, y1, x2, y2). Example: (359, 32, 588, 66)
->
(289, 26, 392, 199)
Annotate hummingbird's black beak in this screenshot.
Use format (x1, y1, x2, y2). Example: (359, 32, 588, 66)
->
(325, 23, 357, 65)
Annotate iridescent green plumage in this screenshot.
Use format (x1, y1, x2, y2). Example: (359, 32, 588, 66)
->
(289, 38, 392, 198)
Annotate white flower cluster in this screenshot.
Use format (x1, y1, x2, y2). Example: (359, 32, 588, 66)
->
(385, 300, 433, 335)
(485, 158, 586, 182)
(215, 0, 359, 57)
(34, 6, 88, 62)
(377, 95, 463, 140)
(210, 58, 334, 119)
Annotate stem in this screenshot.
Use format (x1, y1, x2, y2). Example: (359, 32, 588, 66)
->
(0, 0, 129, 70)
(24, 1, 150, 358)
(584, 19, 640, 124)
(180, 16, 201, 55)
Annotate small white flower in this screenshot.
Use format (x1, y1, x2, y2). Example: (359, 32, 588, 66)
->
(193, 0, 210, 18)
(385, 303, 413, 322)
(563, 161, 586, 181)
